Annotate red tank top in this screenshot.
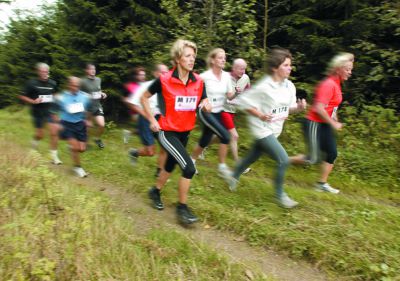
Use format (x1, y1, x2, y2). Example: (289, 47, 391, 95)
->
(307, 76, 343, 123)
(158, 70, 204, 132)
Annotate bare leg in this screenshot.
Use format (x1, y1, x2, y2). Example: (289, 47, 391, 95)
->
(155, 170, 171, 190)
(68, 138, 80, 166)
(157, 147, 167, 170)
(94, 115, 105, 138)
(218, 143, 229, 164)
(178, 177, 190, 204)
(138, 145, 156, 157)
(229, 128, 239, 162)
(289, 154, 307, 165)
(48, 123, 59, 150)
(320, 161, 334, 183)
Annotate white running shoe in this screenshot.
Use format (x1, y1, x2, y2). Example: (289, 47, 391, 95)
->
(198, 147, 208, 160)
(243, 167, 251, 174)
(51, 155, 62, 165)
(73, 167, 88, 178)
(227, 176, 239, 192)
(218, 165, 232, 179)
(315, 182, 340, 194)
(277, 193, 299, 209)
(192, 158, 199, 175)
(123, 129, 131, 144)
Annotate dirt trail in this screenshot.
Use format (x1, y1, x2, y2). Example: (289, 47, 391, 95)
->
(54, 165, 330, 281)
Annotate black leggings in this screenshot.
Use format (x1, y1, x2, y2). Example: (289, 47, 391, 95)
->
(197, 110, 231, 148)
(303, 119, 338, 164)
(157, 130, 196, 179)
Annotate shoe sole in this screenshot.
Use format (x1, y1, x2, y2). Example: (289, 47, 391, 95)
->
(314, 187, 340, 194)
(178, 216, 198, 225)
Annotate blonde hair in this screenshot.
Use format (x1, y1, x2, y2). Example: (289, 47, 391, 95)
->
(170, 39, 197, 66)
(206, 48, 225, 68)
(326, 52, 354, 74)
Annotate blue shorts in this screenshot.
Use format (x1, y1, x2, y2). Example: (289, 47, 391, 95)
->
(32, 110, 54, 128)
(138, 115, 155, 146)
(60, 120, 87, 142)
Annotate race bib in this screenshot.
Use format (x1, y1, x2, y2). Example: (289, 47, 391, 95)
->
(211, 97, 225, 111)
(175, 96, 198, 111)
(271, 106, 289, 122)
(39, 95, 53, 103)
(331, 106, 338, 119)
(67, 102, 85, 114)
(92, 91, 102, 99)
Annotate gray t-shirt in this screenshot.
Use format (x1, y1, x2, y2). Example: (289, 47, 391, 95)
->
(81, 76, 102, 109)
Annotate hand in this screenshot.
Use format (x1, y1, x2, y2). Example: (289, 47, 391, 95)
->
(235, 86, 243, 94)
(85, 120, 93, 127)
(259, 113, 273, 122)
(150, 120, 161, 132)
(33, 98, 42, 104)
(101, 92, 107, 99)
(297, 98, 307, 111)
(332, 121, 343, 131)
(199, 100, 212, 112)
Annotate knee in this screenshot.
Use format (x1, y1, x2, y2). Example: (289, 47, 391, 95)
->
(231, 132, 239, 142)
(183, 164, 196, 179)
(326, 150, 337, 164)
(277, 156, 290, 168)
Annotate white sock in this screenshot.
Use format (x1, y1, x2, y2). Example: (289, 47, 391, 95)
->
(218, 163, 227, 169)
(191, 158, 196, 164)
(50, 150, 58, 157)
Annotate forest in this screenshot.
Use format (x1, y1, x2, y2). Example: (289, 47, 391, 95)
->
(0, 0, 399, 119)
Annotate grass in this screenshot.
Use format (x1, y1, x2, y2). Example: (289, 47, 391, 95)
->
(1, 106, 400, 280)
(0, 134, 271, 280)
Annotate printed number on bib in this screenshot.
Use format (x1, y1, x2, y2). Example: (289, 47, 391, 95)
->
(92, 91, 102, 99)
(331, 106, 338, 120)
(211, 97, 225, 111)
(39, 95, 53, 103)
(175, 96, 198, 111)
(271, 106, 289, 122)
(67, 103, 85, 114)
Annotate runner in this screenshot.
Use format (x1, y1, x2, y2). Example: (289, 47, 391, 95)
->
(80, 63, 107, 149)
(53, 77, 93, 177)
(191, 48, 233, 178)
(290, 52, 354, 194)
(226, 48, 306, 208)
(122, 67, 146, 143)
(141, 39, 211, 224)
(18, 62, 61, 164)
(127, 63, 169, 177)
(221, 58, 251, 173)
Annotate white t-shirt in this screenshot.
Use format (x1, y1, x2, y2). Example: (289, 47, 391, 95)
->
(237, 75, 297, 139)
(224, 73, 251, 113)
(200, 70, 233, 113)
(128, 80, 160, 116)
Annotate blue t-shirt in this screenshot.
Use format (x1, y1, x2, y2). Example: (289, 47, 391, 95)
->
(56, 91, 91, 123)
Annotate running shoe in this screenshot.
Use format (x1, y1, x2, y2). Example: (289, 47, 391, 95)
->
(192, 159, 199, 175)
(277, 193, 299, 209)
(176, 204, 198, 224)
(51, 155, 62, 165)
(198, 146, 208, 160)
(128, 148, 139, 165)
(123, 129, 131, 144)
(148, 187, 164, 210)
(95, 139, 105, 149)
(243, 167, 251, 174)
(73, 167, 88, 178)
(218, 165, 232, 179)
(315, 182, 340, 194)
(226, 176, 239, 192)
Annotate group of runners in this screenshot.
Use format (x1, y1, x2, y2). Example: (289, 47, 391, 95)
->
(19, 38, 354, 224)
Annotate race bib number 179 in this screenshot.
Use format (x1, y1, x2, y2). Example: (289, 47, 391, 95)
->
(175, 96, 198, 111)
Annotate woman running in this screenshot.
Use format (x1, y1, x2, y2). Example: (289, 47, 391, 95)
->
(290, 53, 354, 194)
(140, 39, 211, 224)
(191, 48, 233, 178)
(227, 48, 306, 208)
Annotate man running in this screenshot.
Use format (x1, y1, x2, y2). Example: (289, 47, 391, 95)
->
(127, 64, 169, 177)
(80, 63, 107, 149)
(18, 62, 61, 164)
(54, 77, 93, 177)
(221, 58, 251, 173)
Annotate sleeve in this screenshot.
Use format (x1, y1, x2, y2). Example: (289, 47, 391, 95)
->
(289, 82, 297, 108)
(98, 78, 102, 90)
(226, 74, 234, 93)
(23, 81, 34, 98)
(147, 78, 161, 96)
(314, 80, 334, 105)
(200, 83, 207, 100)
(130, 82, 150, 106)
(236, 79, 265, 110)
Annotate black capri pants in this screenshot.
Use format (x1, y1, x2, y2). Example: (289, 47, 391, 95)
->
(157, 130, 196, 179)
(303, 119, 338, 164)
(197, 110, 231, 148)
